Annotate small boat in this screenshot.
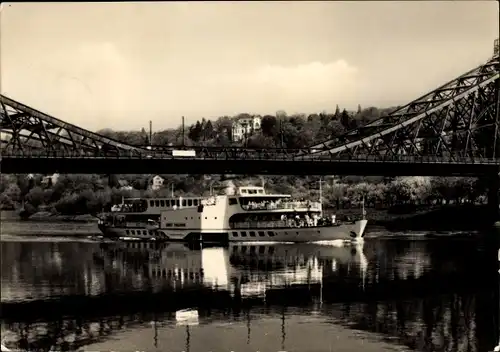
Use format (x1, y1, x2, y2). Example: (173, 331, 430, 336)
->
(97, 186, 368, 243)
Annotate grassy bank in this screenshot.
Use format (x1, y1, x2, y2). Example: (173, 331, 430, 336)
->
(1, 210, 98, 223)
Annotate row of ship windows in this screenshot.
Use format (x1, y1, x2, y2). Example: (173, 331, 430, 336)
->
(232, 245, 275, 254)
(151, 268, 204, 279)
(149, 199, 201, 208)
(150, 198, 239, 208)
(125, 229, 155, 236)
(231, 230, 321, 238)
(162, 217, 218, 221)
(125, 229, 320, 236)
(232, 230, 275, 238)
(165, 223, 186, 227)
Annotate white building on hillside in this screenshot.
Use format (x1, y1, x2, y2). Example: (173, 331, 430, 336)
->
(232, 116, 261, 142)
(150, 175, 164, 191)
(41, 173, 60, 187)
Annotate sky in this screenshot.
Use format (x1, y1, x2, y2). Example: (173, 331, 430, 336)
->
(1, 2, 498, 131)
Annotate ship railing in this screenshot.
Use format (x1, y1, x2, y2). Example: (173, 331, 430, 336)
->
(201, 197, 217, 206)
(232, 221, 288, 229)
(241, 201, 322, 211)
(232, 220, 325, 229)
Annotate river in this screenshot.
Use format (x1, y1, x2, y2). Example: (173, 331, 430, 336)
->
(0, 220, 499, 352)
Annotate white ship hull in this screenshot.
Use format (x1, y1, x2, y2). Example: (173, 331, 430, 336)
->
(98, 187, 368, 244)
(98, 220, 368, 243)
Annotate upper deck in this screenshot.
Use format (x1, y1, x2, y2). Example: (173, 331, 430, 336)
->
(110, 196, 203, 214)
(234, 187, 321, 212)
(107, 186, 321, 216)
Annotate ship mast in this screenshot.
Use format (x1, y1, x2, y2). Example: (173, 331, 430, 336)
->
(318, 177, 324, 217)
(361, 195, 366, 220)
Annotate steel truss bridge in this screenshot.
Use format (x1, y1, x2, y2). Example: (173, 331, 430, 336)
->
(1, 50, 499, 177)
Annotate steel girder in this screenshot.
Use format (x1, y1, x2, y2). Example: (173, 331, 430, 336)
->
(303, 55, 500, 161)
(0, 94, 143, 155)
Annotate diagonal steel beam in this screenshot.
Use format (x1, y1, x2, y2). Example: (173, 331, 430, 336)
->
(0, 94, 142, 152)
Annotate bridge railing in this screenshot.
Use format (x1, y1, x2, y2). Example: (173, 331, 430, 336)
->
(1, 148, 499, 165)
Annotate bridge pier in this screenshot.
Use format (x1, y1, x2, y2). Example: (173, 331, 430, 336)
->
(488, 173, 500, 225)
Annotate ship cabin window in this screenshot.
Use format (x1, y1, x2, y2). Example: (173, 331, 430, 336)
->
(232, 231, 239, 237)
(150, 200, 154, 207)
(241, 231, 248, 237)
(176, 200, 180, 207)
(258, 231, 265, 237)
(160, 200, 165, 207)
(155, 200, 160, 207)
(249, 189, 258, 194)
(194, 199, 199, 206)
(122, 199, 148, 212)
(258, 189, 264, 194)
(164, 200, 169, 207)
(241, 189, 248, 194)
(182, 200, 187, 207)
(188, 199, 193, 206)
(268, 231, 276, 237)
(249, 231, 256, 237)
(229, 198, 238, 205)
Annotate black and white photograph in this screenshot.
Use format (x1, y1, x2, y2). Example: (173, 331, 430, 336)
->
(0, 2, 499, 351)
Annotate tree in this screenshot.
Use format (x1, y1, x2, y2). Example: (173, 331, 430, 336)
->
(108, 174, 120, 189)
(357, 104, 362, 114)
(340, 109, 350, 129)
(276, 110, 287, 119)
(390, 176, 432, 204)
(334, 105, 340, 119)
(188, 121, 203, 142)
(203, 120, 215, 141)
(247, 134, 275, 148)
(213, 116, 233, 141)
(307, 113, 320, 123)
(326, 120, 345, 137)
(261, 115, 278, 137)
(2, 184, 21, 203)
(26, 187, 45, 209)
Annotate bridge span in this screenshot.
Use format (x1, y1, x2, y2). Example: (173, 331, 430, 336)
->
(1, 52, 499, 177)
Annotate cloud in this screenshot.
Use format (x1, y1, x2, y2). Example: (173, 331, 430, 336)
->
(3, 45, 359, 130)
(2, 42, 136, 130)
(182, 60, 360, 117)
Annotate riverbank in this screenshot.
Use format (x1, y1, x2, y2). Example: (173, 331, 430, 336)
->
(1, 210, 98, 223)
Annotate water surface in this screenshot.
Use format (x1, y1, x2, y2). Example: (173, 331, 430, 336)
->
(0, 226, 499, 352)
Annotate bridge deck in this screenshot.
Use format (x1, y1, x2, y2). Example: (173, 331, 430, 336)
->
(2, 151, 499, 176)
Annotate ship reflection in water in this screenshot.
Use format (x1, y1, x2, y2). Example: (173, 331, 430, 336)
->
(0, 237, 498, 352)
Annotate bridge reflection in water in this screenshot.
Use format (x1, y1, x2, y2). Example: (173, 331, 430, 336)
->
(0, 238, 498, 352)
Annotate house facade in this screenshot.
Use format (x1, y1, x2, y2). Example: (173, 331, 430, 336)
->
(150, 175, 164, 191)
(41, 173, 60, 187)
(231, 116, 261, 142)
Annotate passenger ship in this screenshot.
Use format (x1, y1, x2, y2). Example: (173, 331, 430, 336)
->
(97, 186, 368, 243)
